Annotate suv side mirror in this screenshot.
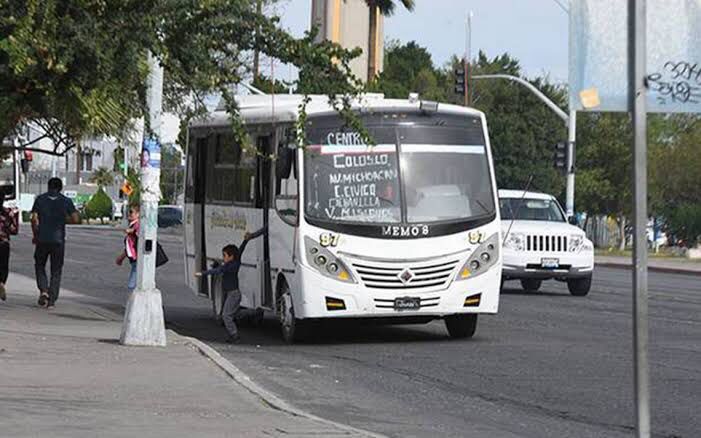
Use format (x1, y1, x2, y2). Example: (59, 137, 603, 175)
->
(568, 216, 578, 226)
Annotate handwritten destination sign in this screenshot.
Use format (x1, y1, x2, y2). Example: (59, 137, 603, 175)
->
(305, 134, 402, 223)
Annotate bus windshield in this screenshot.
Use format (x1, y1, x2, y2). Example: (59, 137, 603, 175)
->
(303, 114, 495, 227)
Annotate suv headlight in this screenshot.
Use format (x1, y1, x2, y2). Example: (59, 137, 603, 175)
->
(304, 236, 356, 283)
(457, 233, 500, 280)
(568, 235, 584, 252)
(503, 232, 525, 251)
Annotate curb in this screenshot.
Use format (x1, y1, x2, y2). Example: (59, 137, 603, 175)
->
(177, 333, 387, 438)
(597, 262, 701, 277)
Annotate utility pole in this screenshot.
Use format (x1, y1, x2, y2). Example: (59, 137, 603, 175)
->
(566, 110, 576, 218)
(629, 0, 650, 436)
(465, 11, 473, 106)
(120, 52, 166, 347)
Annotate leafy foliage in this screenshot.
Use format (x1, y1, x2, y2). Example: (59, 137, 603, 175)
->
(84, 187, 113, 222)
(371, 45, 567, 196)
(0, 0, 364, 154)
(90, 166, 114, 187)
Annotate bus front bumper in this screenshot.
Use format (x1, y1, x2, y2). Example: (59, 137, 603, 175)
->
(294, 263, 501, 319)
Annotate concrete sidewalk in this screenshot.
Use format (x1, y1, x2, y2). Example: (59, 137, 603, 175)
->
(596, 255, 701, 275)
(0, 274, 380, 438)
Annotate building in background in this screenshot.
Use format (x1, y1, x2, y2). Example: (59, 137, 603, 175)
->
(311, 0, 383, 82)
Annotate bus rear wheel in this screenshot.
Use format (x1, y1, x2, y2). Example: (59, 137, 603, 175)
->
(444, 314, 478, 339)
(278, 285, 307, 344)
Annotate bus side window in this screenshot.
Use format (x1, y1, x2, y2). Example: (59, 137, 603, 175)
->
(204, 131, 255, 206)
(274, 137, 298, 225)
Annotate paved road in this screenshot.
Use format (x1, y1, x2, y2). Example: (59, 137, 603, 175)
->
(8, 228, 701, 437)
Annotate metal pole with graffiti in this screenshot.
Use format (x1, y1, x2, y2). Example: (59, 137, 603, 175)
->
(120, 52, 166, 347)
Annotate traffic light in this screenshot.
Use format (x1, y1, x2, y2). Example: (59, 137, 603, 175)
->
(554, 141, 570, 174)
(454, 67, 466, 95)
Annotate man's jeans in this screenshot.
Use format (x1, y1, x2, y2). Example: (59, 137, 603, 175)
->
(222, 289, 257, 337)
(34, 242, 65, 304)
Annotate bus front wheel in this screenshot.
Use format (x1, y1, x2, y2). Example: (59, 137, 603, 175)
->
(444, 314, 478, 339)
(278, 285, 307, 344)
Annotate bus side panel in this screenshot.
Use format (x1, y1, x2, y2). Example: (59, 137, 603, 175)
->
(184, 135, 208, 297)
(183, 202, 198, 294)
(268, 209, 297, 309)
(203, 204, 263, 309)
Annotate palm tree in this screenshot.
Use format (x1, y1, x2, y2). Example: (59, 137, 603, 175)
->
(90, 166, 115, 187)
(365, 0, 415, 82)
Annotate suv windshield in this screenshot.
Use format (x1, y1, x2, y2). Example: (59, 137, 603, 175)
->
(303, 113, 495, 227)
(499, 198, 566, 222)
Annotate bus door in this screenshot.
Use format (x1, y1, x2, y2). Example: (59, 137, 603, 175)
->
(185, 136, 209, 297)
(256, 133, 274, 309)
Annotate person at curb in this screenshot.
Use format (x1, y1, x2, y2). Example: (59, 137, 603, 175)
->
(195, 228, 266, 344)
(0, 193, 19, 301)
(115, 205, 140, 292)
(31, 177, 80, 309)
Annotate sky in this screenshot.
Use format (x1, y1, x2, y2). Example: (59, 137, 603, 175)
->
(268, 0, 570, 84)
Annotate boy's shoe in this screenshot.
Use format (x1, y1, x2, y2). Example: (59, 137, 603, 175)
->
(225, 334, 241, 344)
(47, 302, 56, 310)
(0, 283, 6, 301)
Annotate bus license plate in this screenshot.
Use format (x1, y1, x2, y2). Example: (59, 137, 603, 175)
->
(541, 258, 560, 269)
(394, 297, 421, 311)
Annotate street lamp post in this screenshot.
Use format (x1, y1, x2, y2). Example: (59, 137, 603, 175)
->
(120, 52, 166, 347)
(471, 74, 576, 218)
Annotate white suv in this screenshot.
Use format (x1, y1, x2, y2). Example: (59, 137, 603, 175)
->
(499, 190, 594, 296)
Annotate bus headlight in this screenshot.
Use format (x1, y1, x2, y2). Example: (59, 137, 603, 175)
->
(304, 236, 356, 283)
(503, 232, 525, 251)
(457, 233, 500, 280)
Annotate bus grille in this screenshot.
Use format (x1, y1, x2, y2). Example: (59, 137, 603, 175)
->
(350, 259, 460, 292)
(526, 235, 568, 252)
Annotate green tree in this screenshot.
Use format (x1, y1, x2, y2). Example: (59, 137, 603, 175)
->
(649, 114, 701, 246)
(575, 113, 632, 249)
(90, 167, 115, 187)
(467, 52, 568, 196)
(369, 40, 446, 100)
(84, 187, 113, 223)
(1, 1, 364, 154)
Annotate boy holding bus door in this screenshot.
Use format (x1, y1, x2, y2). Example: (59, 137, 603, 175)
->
(195, 227, 265, 343)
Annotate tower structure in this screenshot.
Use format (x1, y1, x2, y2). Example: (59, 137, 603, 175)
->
(311, 0, 384, 82)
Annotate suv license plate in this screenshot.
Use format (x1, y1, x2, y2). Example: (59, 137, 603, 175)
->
(541, 258, 560, 269)
(394, 297, 421, 311)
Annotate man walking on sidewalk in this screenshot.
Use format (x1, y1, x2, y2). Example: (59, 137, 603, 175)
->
(31, 178, 80, 308)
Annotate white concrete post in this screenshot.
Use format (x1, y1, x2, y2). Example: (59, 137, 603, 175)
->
(120, 52, 166, 347)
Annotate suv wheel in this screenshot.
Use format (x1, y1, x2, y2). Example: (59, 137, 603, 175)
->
(567, 276, 592, 296)
(521, 279, 542, 292)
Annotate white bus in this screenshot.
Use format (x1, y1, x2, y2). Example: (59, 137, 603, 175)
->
(184, 94, 501, 342)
